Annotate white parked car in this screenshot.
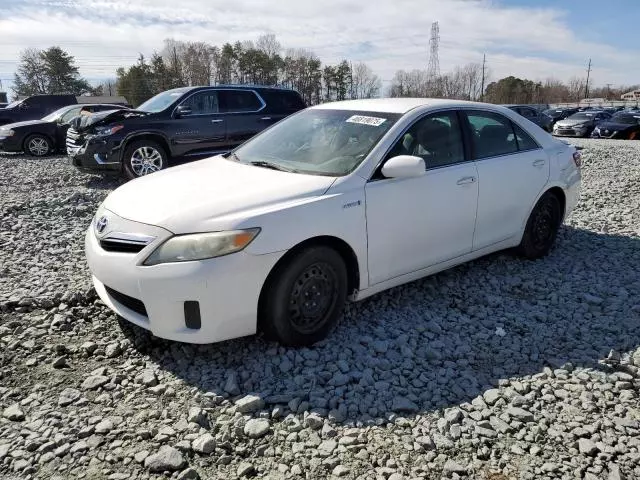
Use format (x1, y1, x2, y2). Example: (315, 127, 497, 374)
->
(85, 98, 581, 346)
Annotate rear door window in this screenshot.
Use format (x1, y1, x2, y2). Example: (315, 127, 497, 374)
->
(180, 91, 219, 115)
(219, 90, 263, 113)
(465, 111, 519, 159)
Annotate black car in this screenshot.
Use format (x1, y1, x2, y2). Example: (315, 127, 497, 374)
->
(591, 112, 640, 140)
(0, 104, 129, 156)
(503, 105, 554, 132)
(0, 95, 77, 126)
(542, 107, 579, 127)
(67, 85, 307, 179)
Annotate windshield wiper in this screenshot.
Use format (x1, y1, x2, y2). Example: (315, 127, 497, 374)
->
(249, 160, 295, 172)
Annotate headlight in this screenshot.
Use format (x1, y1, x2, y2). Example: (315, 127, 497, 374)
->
(93, 125, 124, 137)
(143, 228, 261, 266)
(0, 129, 14, 137)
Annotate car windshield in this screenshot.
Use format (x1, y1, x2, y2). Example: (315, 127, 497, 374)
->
(137, 89, 188, 113)
(41, 106, 73, 122)
(568, 112, 596, 120)
(230, 109, 401, 176)
(610, 113, 639, 124)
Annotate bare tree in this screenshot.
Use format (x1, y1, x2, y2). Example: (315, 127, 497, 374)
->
(567, 76, 586, 102)
(256, 34, 282, 58)
(389, 69, 430, 97)
(349, 62, 381, 99)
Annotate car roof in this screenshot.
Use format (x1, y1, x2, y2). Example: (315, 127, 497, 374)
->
(311, 98, 489, 114)
(170, 85, 299, 94)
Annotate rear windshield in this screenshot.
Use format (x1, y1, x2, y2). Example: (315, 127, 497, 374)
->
(568, 112, 596, 120)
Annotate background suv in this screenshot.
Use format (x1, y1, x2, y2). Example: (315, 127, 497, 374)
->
(68, 85, 307, 179)
(504, 104, 554, 132)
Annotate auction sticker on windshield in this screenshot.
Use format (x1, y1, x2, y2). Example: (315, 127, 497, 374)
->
(346, 115, 387, 127)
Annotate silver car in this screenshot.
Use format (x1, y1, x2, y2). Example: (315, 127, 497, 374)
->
(553, 111, 611, 137)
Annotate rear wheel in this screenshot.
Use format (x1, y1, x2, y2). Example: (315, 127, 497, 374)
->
(517, 192, 562, 260)
(24, 134, 52, 157)
(122, 140, 168, 180)
(260, 246, 348, 347)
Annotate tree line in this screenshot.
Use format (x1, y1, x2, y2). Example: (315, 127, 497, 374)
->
(11, 38, 639, 107)
(111, 35, 382, 106)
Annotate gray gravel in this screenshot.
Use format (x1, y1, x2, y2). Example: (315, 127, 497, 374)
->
(1, 139, 640, 479)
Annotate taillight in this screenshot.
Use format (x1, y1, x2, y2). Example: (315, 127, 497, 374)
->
(572, 151, 582, 167)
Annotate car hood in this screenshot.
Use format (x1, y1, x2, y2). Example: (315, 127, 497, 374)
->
(596, 121, 635, 130)
(72, 108, 147, 132)
(555, 118, 594, 127)
(0, 119, 51, 130)
(102, 157, 337, 233)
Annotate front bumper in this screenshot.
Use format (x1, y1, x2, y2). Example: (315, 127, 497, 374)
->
(591, 128, 621, 139)
(0, 135, 22, 153)
(68, 130, 123, 172)
(85, 215, 284, 344)
(553, 127, 589, 137)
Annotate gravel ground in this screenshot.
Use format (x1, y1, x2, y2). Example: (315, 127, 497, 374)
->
(1, 139, 640, 480)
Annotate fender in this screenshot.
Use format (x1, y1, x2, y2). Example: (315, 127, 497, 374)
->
(116, 130, 173, 163)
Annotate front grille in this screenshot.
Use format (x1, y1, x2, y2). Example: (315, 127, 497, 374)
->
(104, 285, 148, 317)
(66, 128, 85, 153)
(100, 239, 146, 253)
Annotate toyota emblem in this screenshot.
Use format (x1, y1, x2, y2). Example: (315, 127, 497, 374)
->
(96, 216, 109, 235)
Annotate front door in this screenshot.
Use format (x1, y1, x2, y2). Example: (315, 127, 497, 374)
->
(171, 89, 227, 157)
(463, 110, 550, 250)
(365, 110, 479, 285)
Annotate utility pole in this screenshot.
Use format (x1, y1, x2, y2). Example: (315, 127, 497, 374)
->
(480, 54, 486, 101)
(606, 83, 612, 100)
(584, 58, 592, 99)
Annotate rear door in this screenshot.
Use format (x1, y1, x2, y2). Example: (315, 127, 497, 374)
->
(170, 89, 227, 157)
(258, 89, 307, 126)
(463, 110, 550, 250)
(218, 89, 269, 148)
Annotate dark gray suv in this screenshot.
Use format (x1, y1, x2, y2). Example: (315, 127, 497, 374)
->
(504, 105, 554, 132)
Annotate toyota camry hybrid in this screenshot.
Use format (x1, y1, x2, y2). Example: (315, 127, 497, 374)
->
(86, 98, 581, 347)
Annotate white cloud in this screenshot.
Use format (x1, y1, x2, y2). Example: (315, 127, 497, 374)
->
(0, 0, 637, 94)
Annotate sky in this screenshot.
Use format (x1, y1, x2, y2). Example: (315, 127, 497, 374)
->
(0, 0, 639, 98)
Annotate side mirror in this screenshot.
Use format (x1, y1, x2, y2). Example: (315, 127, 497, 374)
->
(175, 105, 192, 117)
(381, 155, 426, 179)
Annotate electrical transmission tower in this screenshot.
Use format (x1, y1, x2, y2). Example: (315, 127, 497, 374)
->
(427, 22, 440, 84)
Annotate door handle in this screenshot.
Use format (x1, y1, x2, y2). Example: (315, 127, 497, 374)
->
(211, 119, 223, 123)
(533, 159, 546, 167)
(456, 176, 476, 185)
(260, 116, 272, 121)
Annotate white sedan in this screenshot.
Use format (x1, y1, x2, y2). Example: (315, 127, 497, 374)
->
(85, 98, 581, 346)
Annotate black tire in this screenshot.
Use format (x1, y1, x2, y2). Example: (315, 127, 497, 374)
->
(260, 246, 348, 347)
(517, 192, 562, 260)
(24, 134, 52, 157)
(122, 140, 168, 180)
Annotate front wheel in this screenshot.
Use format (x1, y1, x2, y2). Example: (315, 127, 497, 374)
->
(517, 192, 562, 260)
(260, 246, 348, 347)
(24, 134, 52, 157)
(122, 140, 168, 180)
